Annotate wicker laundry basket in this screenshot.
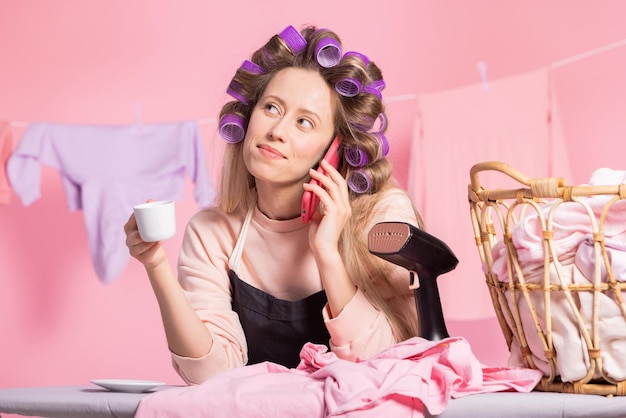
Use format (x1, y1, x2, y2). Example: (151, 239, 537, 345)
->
(467, 161, 626, 396)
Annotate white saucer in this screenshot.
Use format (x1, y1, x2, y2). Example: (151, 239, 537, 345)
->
(91, 379, 166, 393)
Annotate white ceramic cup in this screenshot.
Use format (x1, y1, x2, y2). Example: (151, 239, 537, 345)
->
(133, 200, 176, 242)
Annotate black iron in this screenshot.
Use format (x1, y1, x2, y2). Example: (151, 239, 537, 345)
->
(368, 222, 458, 340)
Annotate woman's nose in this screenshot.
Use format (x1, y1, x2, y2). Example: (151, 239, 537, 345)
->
(269, 119, 288, 142)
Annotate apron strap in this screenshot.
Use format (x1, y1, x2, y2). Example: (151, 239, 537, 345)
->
(228, 206, 254, 272)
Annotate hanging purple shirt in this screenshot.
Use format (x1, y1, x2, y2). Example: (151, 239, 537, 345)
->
(7, 120, 215, 283)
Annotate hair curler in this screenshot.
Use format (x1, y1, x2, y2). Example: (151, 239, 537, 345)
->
(343, 51, 370, 67)
(278, 25, 307, 55)
(226, 80, 249, 105)
(335, 78, 385, 99)
(344, 145, 368, 167)
(316, 37, 342, 68)
(335, 78, 363, 98)
(219, 114, 246, 143)
(372, 132, 389, 157)
(368, 222, 458, 340)
(240, 60, 265, 74)
(347, 169, 371, 193)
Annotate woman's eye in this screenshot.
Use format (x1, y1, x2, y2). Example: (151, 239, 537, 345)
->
(265, 103, 279, 114)
(298, 118, 313, 129)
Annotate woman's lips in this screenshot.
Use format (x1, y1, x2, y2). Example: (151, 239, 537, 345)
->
(258, 144, 286, 159)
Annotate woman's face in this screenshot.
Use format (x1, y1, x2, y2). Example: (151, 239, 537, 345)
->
(243, 67, 337, 188)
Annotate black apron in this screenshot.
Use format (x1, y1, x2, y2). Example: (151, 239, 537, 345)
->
(228, 208, 330, 368)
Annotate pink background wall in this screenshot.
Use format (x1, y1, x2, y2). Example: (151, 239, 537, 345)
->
(2, 0, 626, 392)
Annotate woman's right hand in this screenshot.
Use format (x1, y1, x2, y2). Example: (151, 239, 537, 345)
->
(124, 211, 167, 269)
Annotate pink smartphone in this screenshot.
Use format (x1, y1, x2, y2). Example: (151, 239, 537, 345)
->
(301, 136, 342, 224)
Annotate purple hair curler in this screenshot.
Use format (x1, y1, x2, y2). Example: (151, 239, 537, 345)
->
(278, 25, 307, 55)
(241, 60, 265, 74)
(227, 80, 248, 105)
(219, 114, 246, 143)
(335, 78, 363, 98)
(347, 169, 372, 194)
(349, 115, 376, 132)
(373, 132, 390, 157)
(362, 79, 386, 100)
(343, 51, 370, 67)
(315, 37, 342, 68)
(344, 145, 368, 167)
(336, 77, 386, 100)
(369, 79, 386, 92)
(363, 84, 382, 100)
(373, 113, 387, 133)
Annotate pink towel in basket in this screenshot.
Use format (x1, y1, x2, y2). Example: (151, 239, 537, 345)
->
(491, 168, 626, 382)
(408, 68, 572, 320)
(505, 262, 626, 382)
(491, 167, 626, 279)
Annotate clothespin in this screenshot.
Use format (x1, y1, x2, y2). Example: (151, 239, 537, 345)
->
(477, 61, 489, 93)
(134, 102, 143, 126)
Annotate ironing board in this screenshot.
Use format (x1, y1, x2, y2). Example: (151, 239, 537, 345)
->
(2, 385, 626, 417)
(0, 385, 172, 418)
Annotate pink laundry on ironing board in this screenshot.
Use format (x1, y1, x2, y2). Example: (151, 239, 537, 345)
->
(135, 337, 542, 418)
(0, 120, 14, 204)
(7, 121, 215, 283)
(408, 67, 572, 320)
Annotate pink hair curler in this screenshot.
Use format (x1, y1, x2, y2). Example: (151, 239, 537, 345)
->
(347, 169, 372, 193)
(219, 114, 246, 143)
(278, 25, 307, 55)
(315, 37, 342, 68)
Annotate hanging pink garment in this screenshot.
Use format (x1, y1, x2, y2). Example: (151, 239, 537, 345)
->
(0, 121, 13, 204)
(135, 337, 542, 418)
(408, 68, 572, 320)
(7, 121, 215, 283)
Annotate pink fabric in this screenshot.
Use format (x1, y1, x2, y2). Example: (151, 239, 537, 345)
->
(408, 68, 572, 320)
(490, 168, 626, 381)
(505, 262, 626, 382)
(491, 168, 626, 280)
(135, 337, 542, 418)
(0, 121, 13, 204)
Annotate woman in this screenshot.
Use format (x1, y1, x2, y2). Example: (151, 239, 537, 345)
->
(124, 25, 424, 385)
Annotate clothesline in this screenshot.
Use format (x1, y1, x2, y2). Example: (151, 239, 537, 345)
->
(391, 35, 626, 102)
(383, 35, 626, 103)
(7, 35, 626, 127)
(551, 36, 626, 68)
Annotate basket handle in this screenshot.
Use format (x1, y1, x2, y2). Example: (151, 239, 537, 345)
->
(470, 161, 533, 189)
(469, 161, 567, 200)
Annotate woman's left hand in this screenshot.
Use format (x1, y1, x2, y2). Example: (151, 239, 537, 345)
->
(304, 159, 352, 257)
